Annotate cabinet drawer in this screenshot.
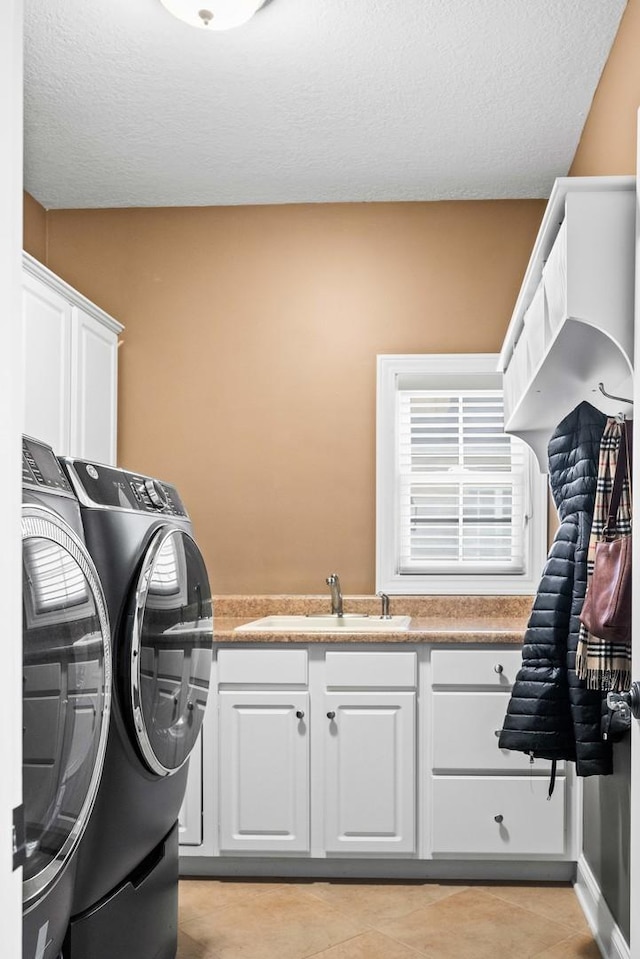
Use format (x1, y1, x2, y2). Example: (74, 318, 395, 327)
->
(431, 649, 522, 688)
(218, 648, 307, 685)
(432, 692, 560, 773)
(432, 776, 565, 856)
(325, 651, 417, 688)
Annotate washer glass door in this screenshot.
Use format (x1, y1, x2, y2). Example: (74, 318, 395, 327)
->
(22, 507, 111, 905)
(130, 528, 213, 776)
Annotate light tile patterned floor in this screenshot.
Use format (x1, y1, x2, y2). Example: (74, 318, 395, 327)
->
(178, 879, 601, 959)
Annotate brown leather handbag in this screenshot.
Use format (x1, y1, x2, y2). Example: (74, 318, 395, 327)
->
(580, 421, 632, 644)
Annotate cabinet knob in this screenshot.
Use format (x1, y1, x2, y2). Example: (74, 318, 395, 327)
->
(295, 710, 305, 720)
(494, 814, 504, 824)
(494, 664, 504, 674)
(494, 729, 502, 738)
(327, 711, 336, 720)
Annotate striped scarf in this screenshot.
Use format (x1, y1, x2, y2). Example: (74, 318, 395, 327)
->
(576, 417, 632, 691)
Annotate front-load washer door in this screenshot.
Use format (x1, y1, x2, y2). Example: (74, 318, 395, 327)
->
(128, 527, 213, 776)
(22, 506, 111, 907)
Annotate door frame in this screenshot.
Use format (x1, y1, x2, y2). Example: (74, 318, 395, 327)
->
(0, 0, 24, 953)
(631, 112, 640, 959)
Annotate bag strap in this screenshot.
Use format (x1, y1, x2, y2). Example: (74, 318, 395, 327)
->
(547, 759, 557, 800)
(626, 419, 633, 503)
(605, 420, 633, 534)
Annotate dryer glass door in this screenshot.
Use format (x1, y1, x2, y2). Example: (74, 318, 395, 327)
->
(130, 528, 213, 776)
(22, 507, 111, 906)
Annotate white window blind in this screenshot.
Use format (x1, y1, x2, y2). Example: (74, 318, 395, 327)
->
(397, 389, 528, 575)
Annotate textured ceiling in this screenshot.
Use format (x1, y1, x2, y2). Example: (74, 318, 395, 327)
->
(24, 0, 627, 209)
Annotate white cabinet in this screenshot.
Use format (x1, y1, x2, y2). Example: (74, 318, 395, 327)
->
(178, 734, 203, 846)
(209, 647, 417, 859)
(22, 269, 72, 455)
(70, 307, 119, 465)
(181, 643, 574, 870)
(22, 253, 123, 463)
(218, 691, 310, 853)
(429, 647, 570, 859)
(324, 691, 415, 854)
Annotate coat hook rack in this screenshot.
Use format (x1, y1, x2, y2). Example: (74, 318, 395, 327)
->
(598, 382, 634, 405)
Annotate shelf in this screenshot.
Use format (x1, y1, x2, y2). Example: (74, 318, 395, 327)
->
(499, 176, 636, 471)
(505, 318, 633, 469)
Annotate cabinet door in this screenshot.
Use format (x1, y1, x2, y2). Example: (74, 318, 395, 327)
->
(22, 272, 72, 453)
(178, 733, 203, 846)
(219, 691, 309, 853)
(71, 307, 118, 465)
(324, 692, 416, 854)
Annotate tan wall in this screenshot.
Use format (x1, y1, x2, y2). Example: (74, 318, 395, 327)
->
(45, 201, 544, 593)
(28, 0, 640, 593)
(23, 192, 47, 263)
(570, 0, 640, 176)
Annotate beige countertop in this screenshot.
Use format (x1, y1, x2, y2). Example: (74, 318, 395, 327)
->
(213, 615, 527, 645)
(211, 595, 531, 645)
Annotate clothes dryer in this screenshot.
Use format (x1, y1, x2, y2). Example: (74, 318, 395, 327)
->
(60, 459, 213, 959)
(21, 436, 112, 959)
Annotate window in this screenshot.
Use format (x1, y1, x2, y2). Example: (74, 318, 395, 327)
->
(376, 354, 547, 594)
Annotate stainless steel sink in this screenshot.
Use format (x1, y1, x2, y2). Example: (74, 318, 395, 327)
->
(234, 614, 411, 633)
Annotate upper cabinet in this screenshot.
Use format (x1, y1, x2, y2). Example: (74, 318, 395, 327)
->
(499, 176, 636, 470)
(22, 253, 123, 464)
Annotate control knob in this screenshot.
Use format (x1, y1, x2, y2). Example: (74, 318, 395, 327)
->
(143, 478, 168, 510)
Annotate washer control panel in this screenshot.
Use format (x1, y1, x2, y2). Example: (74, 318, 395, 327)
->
(22, 436, 74, 494)
(64, 459, 188, 517)
(128, 474, 174, 513)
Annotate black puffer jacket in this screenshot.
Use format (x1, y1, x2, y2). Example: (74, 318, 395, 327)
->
(499, 402, 612, 776)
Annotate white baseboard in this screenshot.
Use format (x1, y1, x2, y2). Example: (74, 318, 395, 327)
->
(574, 855, 630, 959)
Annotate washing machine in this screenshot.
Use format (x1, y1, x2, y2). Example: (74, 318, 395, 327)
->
(59, 458, 213, 959)
(21, 436, 112, 959)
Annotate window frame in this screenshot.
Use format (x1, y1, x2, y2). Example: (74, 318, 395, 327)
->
(376, 353, 548, 595)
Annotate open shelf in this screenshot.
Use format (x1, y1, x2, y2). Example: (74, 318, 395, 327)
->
(499, 176, 636, 471)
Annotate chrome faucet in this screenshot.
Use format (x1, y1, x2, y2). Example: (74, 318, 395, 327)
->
(326, 573, 343, 617)
(377, 591, 391, 619)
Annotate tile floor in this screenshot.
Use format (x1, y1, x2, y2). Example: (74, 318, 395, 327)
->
(177, 879, 601, 959)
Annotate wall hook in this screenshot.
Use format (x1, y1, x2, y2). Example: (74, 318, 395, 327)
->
(597, 382, 633, 406)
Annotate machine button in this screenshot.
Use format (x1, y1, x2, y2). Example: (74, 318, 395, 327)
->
(144, 478, 168, 510)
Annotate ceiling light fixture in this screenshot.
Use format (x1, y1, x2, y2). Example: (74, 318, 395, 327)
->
(159, 0, 268, 31)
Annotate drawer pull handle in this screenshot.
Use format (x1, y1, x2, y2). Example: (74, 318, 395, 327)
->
(296, 710, 305, 720)
(494, 814, 504, 824)
(327, 711, 336, 720)
(494, 664, 504, 674)
(494, 729, 502, 738)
